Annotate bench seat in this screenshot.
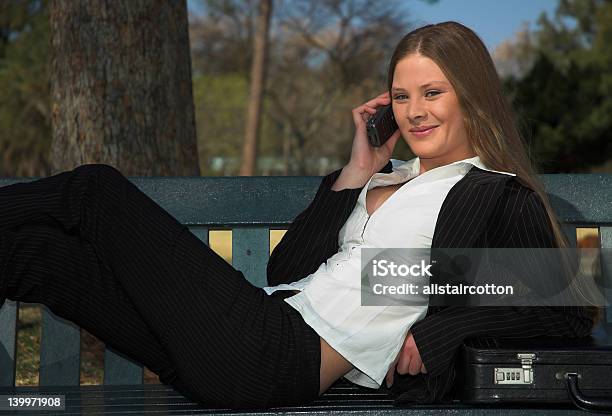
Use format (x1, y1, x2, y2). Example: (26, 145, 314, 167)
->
(0, 378, 596, 415)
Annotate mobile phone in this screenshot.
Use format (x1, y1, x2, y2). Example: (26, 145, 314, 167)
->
(366, 104, 399, 147)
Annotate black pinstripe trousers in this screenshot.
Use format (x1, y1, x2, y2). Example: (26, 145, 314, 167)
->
(0, 163, 321, 410)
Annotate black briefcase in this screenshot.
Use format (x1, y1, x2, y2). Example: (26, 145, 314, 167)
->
(457, 337, 612, 413)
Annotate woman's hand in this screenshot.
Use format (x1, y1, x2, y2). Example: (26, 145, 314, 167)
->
(348, 91, 402, 177)
(385, 331, 427, 388)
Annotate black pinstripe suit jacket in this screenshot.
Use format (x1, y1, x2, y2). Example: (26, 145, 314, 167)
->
(266, 161, 594, 403)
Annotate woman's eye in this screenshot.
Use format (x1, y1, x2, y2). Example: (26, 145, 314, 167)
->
(393, 91, 440, 100)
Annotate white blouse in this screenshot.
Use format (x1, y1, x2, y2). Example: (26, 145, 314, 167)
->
(263, 156, 515, 388)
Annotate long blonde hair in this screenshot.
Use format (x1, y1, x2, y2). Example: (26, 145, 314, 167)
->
(387, 21, 565, 247)
(387, 21, 600, 326)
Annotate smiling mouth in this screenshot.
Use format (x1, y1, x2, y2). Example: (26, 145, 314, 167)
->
(410, 126, 438, 136)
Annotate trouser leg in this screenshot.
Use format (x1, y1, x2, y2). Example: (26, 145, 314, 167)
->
(0, 223, 176, 383)
(0, 164, 321, 409)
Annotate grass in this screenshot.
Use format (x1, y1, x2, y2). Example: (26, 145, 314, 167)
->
(15, 306, 40, 386)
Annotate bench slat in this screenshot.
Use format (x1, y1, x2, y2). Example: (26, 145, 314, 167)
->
(40, 306, 80, 386)
(84, 174, 611, 226)
(232, 227, 269, 288)
(1, 175, 610, 225)
(188, 225, 209, 246)
(0, 300, 17, 387)
(103, 347, 143, 385)
(601, 226, 612, 326)
(541, 174, 612, 225)
(562, 224, 577, 247)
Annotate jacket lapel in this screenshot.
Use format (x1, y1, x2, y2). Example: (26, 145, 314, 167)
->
(431, 166, 512, 249)
(427, 167, 513, 314)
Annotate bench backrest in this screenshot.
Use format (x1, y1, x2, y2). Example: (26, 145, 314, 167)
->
(1, 174, 611, 386)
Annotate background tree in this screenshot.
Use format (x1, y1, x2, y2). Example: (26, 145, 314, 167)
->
(3, 0, 609, 177)
(0, 0, 51, 177)
(189, 0, 419, 175)
(499, 0, 612, 172)
(239, 0, 272, 176)
(49, 0, 199, 175)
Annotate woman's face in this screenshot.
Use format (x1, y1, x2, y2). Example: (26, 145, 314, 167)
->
(391, 53, 474, 171)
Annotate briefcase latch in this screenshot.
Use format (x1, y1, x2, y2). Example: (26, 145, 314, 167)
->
(494, 353, 535, 385)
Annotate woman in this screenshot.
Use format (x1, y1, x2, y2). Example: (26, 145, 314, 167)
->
(0, 21, 597, 409)
(267, 21, 599, 404)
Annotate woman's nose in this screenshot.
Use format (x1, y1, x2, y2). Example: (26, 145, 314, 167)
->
(406, 99, 427, 122)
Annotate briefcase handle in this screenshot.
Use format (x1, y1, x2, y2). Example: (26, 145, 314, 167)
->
(566, 373, 612, 413)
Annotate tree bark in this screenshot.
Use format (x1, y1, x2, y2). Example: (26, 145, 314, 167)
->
(49, 0, 199, 176)
(239, 0, 272, 176)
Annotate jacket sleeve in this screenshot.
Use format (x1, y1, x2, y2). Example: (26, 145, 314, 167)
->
(397, 183, 594, 403)
(266, 168, 363, 287)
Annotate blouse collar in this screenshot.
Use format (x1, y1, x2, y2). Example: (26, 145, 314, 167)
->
(391, 156, 516, 179)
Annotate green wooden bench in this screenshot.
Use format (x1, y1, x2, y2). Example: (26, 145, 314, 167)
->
(1, 173, 611, 414)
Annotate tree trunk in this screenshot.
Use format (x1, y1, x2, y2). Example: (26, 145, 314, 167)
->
(239, 0, 272, 176)
(282, 121, 291, 175)
(49, 0, 199, 176)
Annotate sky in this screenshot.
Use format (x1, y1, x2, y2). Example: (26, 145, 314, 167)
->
(188, 0, 561, 52)
(406, 0, 559, 51)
